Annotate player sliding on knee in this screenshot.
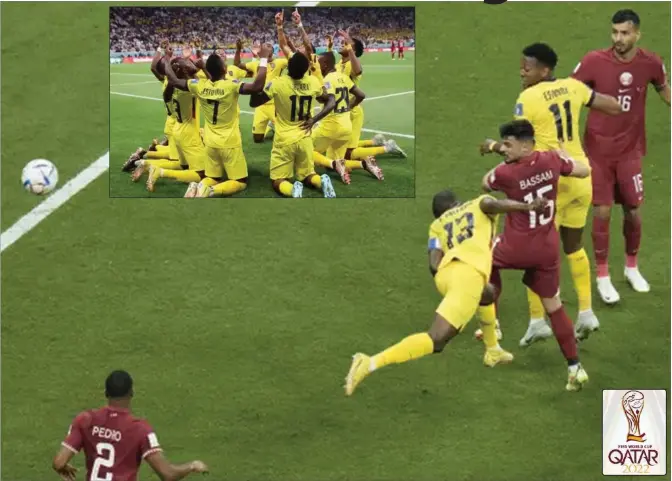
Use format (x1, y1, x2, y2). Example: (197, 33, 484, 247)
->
(480, 119, 592, 391)
(164, 44, 271, 198)
(344, 190, 547, 396)
(481, 42, 622, 344)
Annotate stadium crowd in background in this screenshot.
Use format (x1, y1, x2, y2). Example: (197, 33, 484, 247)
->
(110, 7, 415, 53)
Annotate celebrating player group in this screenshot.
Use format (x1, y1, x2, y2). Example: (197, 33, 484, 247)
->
(345, 9, 669, 395)
(121, 9, 407, 198)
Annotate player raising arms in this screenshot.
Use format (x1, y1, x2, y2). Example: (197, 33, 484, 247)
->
(334, 28, 407, 165)
(481, 43, 621, 345)
(163, 46, 270, 198)
(52, 370, 208, 481)
(572, 9, 670, 304)
(310, 50, 369, 184)
(143, 57, 207, 193)
(480, 120, 592, 391)
(344, 189, 548, 396)
(251, 52, 339, 198)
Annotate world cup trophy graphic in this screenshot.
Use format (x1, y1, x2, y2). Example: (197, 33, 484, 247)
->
(622, 390, 646, 442)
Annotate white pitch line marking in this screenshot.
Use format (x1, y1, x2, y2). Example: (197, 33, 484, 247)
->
(110, 80, 159, 87)
(110, 91, 415, 139)
(1, 153, 110, 253)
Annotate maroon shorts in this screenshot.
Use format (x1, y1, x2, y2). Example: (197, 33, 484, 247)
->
(590, 153, 643, 207)
(491, 234, 560, 298)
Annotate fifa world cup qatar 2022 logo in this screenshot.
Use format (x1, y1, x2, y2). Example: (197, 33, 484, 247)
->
(622, 390, 646, 442)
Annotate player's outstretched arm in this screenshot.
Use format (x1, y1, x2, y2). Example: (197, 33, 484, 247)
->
(162, 56, 188, 91)
(589, 92, 622, 115)
(240, 44, 271, 95)
(339, 31, 362, 77)
(348, 85, 366, 110)
(276, 11, 294, 58)
(292, 9, 313, 56)
(479, 196, 546, 216)
(52, 446, 78, 481)
(151, 51, 166, 82)
(145, 451, 208, 481)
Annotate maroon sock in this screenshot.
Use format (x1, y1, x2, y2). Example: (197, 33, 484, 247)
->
(592, 216, 610, 277)
(548, 307, 578, 364)
(623, 215, 642, 258)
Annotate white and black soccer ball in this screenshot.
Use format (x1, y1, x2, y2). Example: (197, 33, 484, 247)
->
(22, 159, 59, 195)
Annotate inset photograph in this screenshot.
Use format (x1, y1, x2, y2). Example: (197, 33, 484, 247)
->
(110, 6, 415, 198)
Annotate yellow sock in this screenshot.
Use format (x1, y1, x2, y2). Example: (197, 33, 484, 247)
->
(350, 146, 385, 160)
(313, 151, 333, 169)
(371, 333, 434, 370)
(160, 169, 201, 184)
(200, 177, 218, 188)
(478, 304, 498, 349)
(527, 289, 545, 320)
(345, 160, 364, 170)
(567, 248, 592, 312)
(146, 150, 174, 159)
(305, 174, 321, 189)
(212, 180, 246, 196)
(358, 139, 374, 147)
(155, 144, 169, 152)
(144, 159, 181, 170)
(278, 180, 293, 197)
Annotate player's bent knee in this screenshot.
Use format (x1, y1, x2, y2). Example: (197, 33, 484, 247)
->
(593, 205, 611, 220)
(428, 314, 459, 352)
(541, 295, 562, 315)
(479, 283, 497, 306)
(344, 148, 354, 160)
(197, 171, 206, 180)
(253, 135, 265, 143)
(559, 227, 584, 255)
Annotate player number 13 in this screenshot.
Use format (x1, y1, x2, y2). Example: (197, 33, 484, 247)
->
(524, 185, 554, 228)
(444, 212, 475, 249)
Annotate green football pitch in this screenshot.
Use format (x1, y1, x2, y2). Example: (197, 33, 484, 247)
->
(2, 3, 670, 481)
(110, 54, 415, 198)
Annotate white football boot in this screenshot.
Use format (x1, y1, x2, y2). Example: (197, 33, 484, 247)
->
(574, 310, 600, 342)
(320, 174, 336, 198)
(519, 319, 553, 347)
(596, 276, 620, 305)
(625, 267, 650, 293)
(291, 181, 303, 198)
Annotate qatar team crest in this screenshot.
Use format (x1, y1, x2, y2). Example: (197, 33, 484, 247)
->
(620, 72, 634, 87)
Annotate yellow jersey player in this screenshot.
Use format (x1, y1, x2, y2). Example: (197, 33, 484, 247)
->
(335, 29, 407, 164)
(310, 52, 366, 184)
(480, 43, 621, 346)
(252, 52, 339, 198)
(144, 58, 207, 193)
(163, 45, 270, 198)
(235, 40, 287, 144)
(344, 191, 547, 396)
(124, 43, 181, 173)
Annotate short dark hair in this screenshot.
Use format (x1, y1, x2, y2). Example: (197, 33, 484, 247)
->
(352, 38, 364, 58)
(206, 53, 224, 79)
(288, 52, 310, 80)
(499, 119, 535, 141)
(612, 9, 640, 27)
(432, 190, 459, 218)
(522, 43, 558, 70)
(320, 51, 336, 69)
(105, 370, 133, 399)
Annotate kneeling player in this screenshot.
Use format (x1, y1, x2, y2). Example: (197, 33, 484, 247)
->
(164, 46, 270, 198)
(479, 120, 591, 391)
(344, 190, 546, 396)
(252, 52, 339, 198)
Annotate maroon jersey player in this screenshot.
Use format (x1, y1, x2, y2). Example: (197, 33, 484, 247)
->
(52, 370, 208, 481)
(397, 39, 404, 60)
(480, 120, 591, 391)
(390, 40, 396, 59)
(572, 9, 670, 304)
